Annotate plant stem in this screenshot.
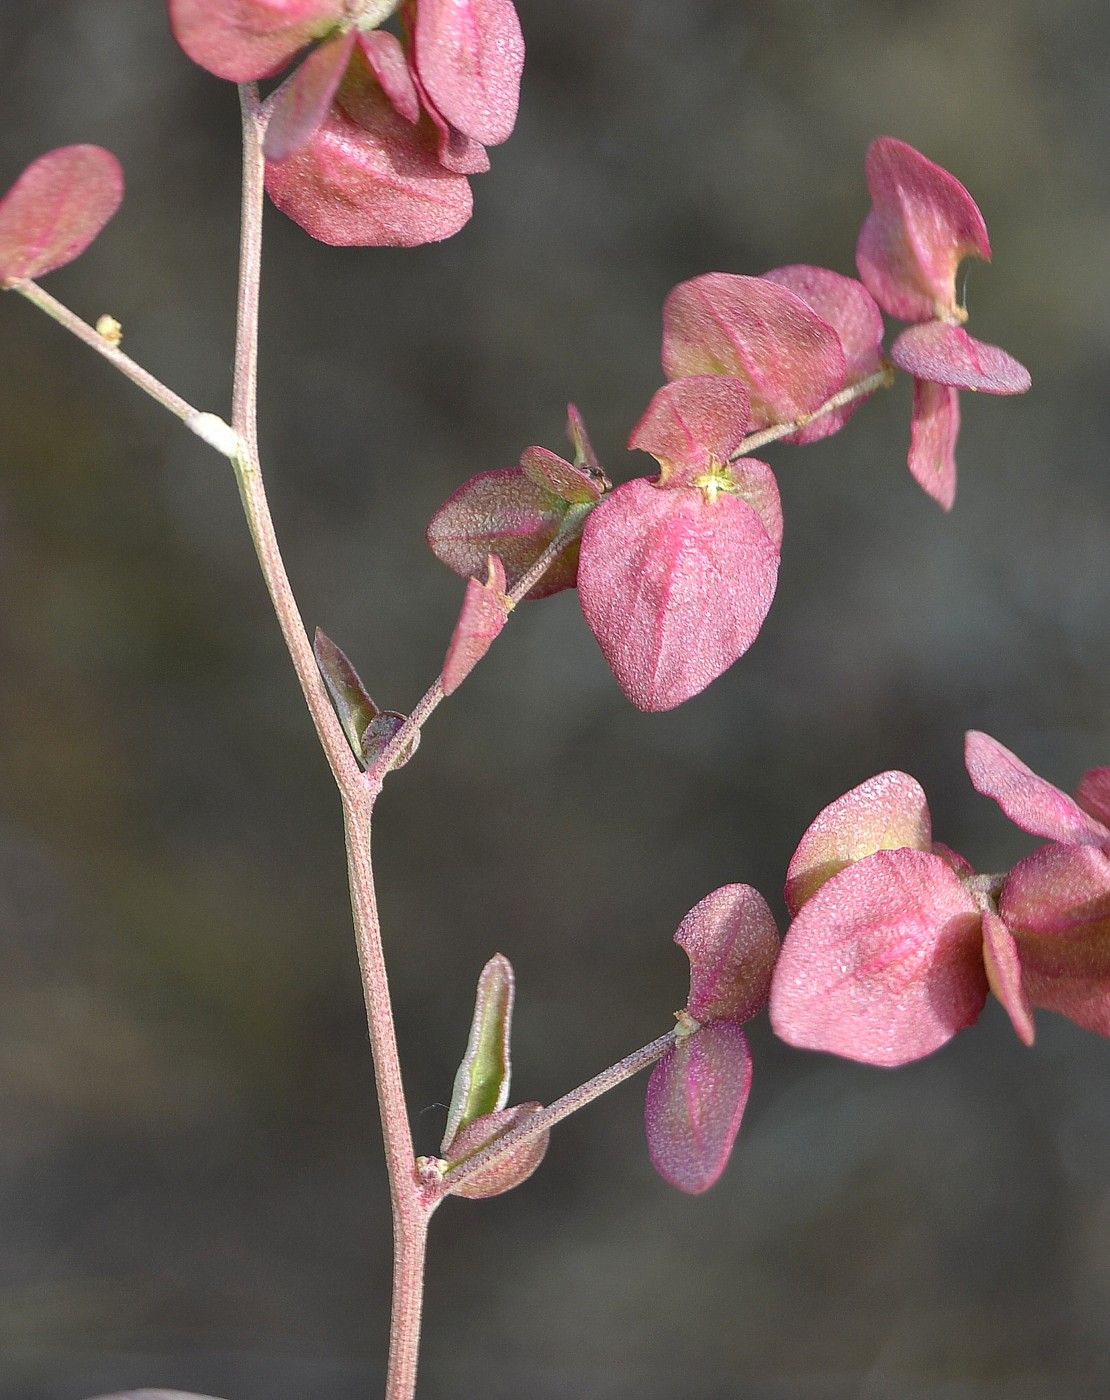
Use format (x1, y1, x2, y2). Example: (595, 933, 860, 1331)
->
(728, 361, 895, 461)
(435, 1027, 679, 1200)
(232, 85, 427, 1400)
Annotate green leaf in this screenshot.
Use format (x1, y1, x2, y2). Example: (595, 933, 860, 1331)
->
(313, 629, 377, 764)
(442, 953, 514, 1153)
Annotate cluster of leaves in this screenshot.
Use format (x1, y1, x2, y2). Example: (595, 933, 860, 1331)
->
(170, 0, 524, 245)
(427, 139, 1031, 712)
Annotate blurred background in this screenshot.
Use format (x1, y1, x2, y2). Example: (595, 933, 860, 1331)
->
(1, 2, 1108, 1397)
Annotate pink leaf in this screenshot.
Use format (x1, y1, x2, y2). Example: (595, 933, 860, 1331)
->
(965, 731, 1110, 847)
(662, 273, 846, 429)
(444, 1102, 549, 1199)
(931, 841, 975, 879)
(676, 884, 780, 1025)
(784, 770, 933, 916)
(907, 379, 960, 511)
(1001, 844, 1110, 1037)
(855, 136, 991, 323)
(628, 377, 752, 485)
(1077, 768, 1110, 829)
(168, 0, 344, 82)
(264, 98, 472, 247)
(577, 478, 779, 712)
(441, 555, 510, 696)
(426, 468, 578, 600)
(0, 146, 123, 285)
(409, 63, 491, 173)
(413, 0, 524, 148)
(518, 446, 604, 504)
(892, 321, 1030, 395)
(645, 1021, 752, 1195)
(982, 910, 1035, 1046)
(770, 848, 987, 1067)
(762, 264, 885, 443)
(726, 457, 783, 549)
(263, 31, 356, 163)
(358, 31, 421, 125)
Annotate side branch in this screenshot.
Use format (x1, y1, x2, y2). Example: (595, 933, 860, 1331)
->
(729, 362, 894, 461)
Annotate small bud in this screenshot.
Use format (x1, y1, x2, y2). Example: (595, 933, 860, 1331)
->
(95, 314, 123, 346)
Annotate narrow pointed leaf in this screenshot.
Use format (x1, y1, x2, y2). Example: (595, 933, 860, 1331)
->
(676, 884, 780, 1025)
(785, 770, 933, 915)
(645, 1021, 752, 1195)
(263, 31, 356, 163)
(0, 146, 123, 285)
(413, 0, 524, 146)
(314, 629, 377, 763)
(965, 731, 1109, 846)
(168, 0, 344, 82)
(770, 848, 987, 1067)
(577, 478, 779, 712)
(628, 377, 752, 485)
(856, 136, 991, 322)
(444, 1102, 549, 1198)
(441, 555, 510, 696)
(907, 378, 960, 511)
(662, 273, 846, 429)
(982, 910, 1035, 1046)
(358, 31, 421, 124)
(442, 953, 515, 1152)
(892, 322, 1030, 394)
(566, 404, 605, 483)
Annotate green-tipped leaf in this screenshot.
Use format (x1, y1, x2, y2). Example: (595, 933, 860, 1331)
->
(442, 953, 514, 1152)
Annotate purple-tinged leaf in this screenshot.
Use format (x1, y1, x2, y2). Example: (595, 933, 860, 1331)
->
(907, 378, 960, 511)
(770, 848, 987, 1067)
(168, 0, 344, 82)
(892, 321, 1030, 394)
(442, 953, 515, 1153)
(662, 273, 846, 430)
(519, 446, 604, 504)
(361, 709, 419, 769)
(566, 403, 604, 482)
(266, 93, 472, 247)
(427, 468, 578, 600)
(1077, 768, 1110, 828)
(784, 770, 933, 916)
(443, 1102, 549, 1198)
(441, 555, 510, 696)
(1001, 844, 1110, 1037)
(314, 628, 377, 763)
(577, 478, 779, 712)
(628, 377, 752, 486)
(358, 30, 421, 124)
(676, 884, 780, 1025)
(763, 265, 885, 443)
(0, 146, 123, 286)
(413, 0, 524, 147)
(263, 31, 356, 163)
(981, 910, 1034, 1046)
(856, 136, 991, 323)
(645, 1021, 752, 1195)
(965, 731, 1110, 847)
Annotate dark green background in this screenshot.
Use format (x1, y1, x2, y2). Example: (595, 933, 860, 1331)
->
(1, 2, 1107, 1397)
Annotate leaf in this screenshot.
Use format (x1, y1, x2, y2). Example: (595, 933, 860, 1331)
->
(413, 0, 525, 146)
(443, 1102, 549, 1199)
(577, 478, 779, 711)
(676, 884, 780, 1025)
(361, 710, 419, 770)
(892, 322, 1030, 394)
(784, 770, 934, 915)
(1077, 768, 1110, 828)
(0, 146, 123, 286)
(265, 95, 472, 248)
(314, 629, 377, 764)
(982, 910, 1035, 1046)
(661, 273, 846, 429)
(357, 31, 421, 125)
(627, 377, 752, 486)
(769, 848, 987, 1067)
(965, 731, 1109, 847)
(566, 404, 605, 483)
(263, 31, 356, 163)
(409, 63, 491, 174)
(426, 468, 578, 600)
(855, 136, 991, 323)
(86, 1393, 229, 1400)
(907, 378, 960, 511)
(168, 0, 344, 82)
(442, 953, 515, 1153)
(644, 1021, 752, 1195)
(441, 555, 510, 696)
(519, 446, 604, 505)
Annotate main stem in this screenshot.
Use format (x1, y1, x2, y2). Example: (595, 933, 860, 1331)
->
(232, 86, 428, 1400)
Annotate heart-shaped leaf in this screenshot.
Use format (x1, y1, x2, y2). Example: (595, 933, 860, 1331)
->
(413, 0, 524, 147)
(0, 146, 123, 286)
(676, 884, 780, 1025)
